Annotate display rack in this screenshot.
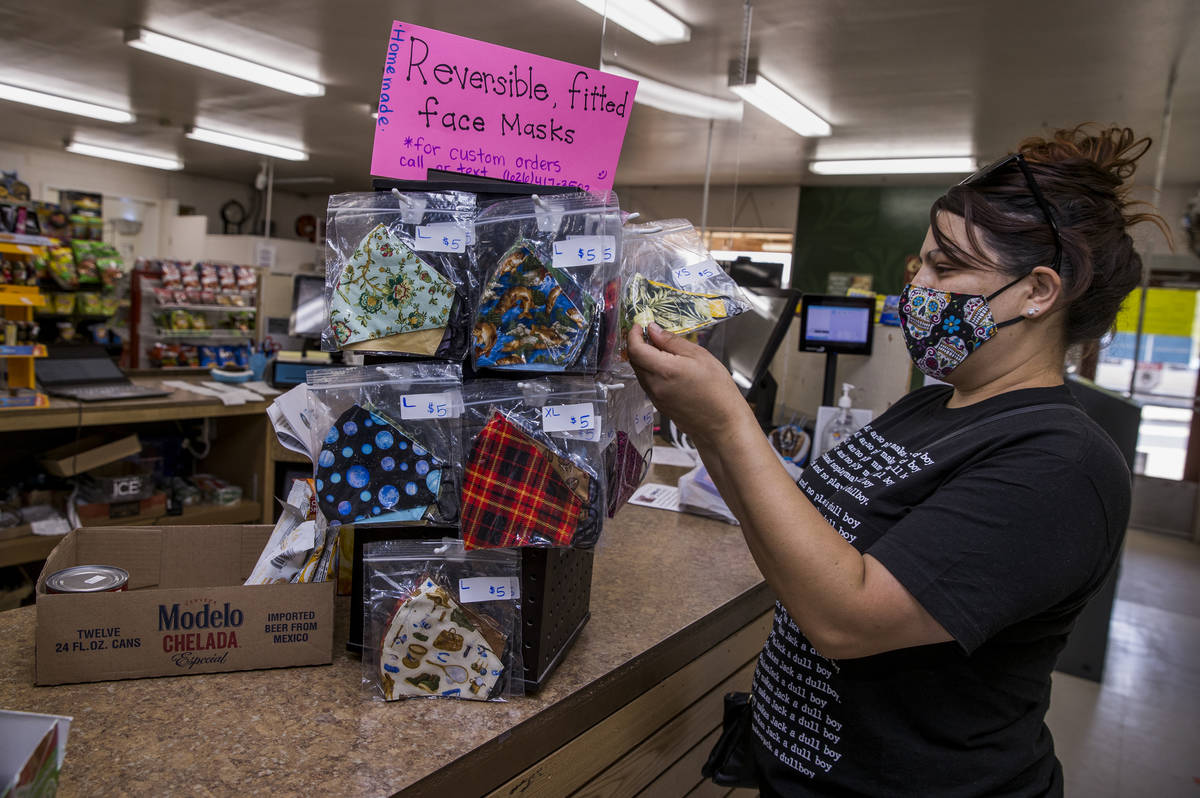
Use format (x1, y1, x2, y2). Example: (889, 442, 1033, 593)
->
(0, 285, 49, 409)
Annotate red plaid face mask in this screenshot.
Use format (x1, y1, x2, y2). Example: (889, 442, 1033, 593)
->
(461, 411, 601, 549)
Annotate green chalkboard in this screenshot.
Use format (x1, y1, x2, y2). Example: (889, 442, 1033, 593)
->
(791, 186, 944, 296)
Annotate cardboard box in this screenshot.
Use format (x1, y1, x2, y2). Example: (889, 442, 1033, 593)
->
(34, 525, 334, 685)
(40, 435, 141, 478)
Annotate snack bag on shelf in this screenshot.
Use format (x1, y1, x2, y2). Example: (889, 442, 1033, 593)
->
(323, 190, 478, 360)
(470, 191, 621, 374)
(161, 261, 183, 289)
(47, 247, 78, 289)
(362, 539, 522, 702)
(217, 263, 237, 291)
(71, 240, 101, 284)
(306, 362, 464, 528)
(181, 263, 201, 290)
(460, 376, 608, 549)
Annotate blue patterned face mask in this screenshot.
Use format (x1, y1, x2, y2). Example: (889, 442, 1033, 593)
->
(899, 276, 1026, 380)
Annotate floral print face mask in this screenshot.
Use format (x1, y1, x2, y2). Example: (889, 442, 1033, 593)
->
(329, 224, 456, 353)
(622, 273, 741, 335)
(899, 276, 1026, 380)
(473, 242, 595, 370)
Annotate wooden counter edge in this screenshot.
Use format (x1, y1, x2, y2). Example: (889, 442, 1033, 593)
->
(400, 580, 775, 798)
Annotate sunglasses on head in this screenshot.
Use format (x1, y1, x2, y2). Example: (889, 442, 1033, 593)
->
(960, 153, 1063, 274)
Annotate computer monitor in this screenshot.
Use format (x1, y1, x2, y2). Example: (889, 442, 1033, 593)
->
(289, 274, 327, 339)
(705, 287, 799, 428)
(798, 294, 875, 356)
(723, 256, 784, 288)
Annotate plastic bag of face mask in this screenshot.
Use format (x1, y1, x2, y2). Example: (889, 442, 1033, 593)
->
(322, 190, 478, 360)
(596, 364, 654, 518)
(470, 191, 622, 374)
(459, 375, 609, 549)
(619, 219, 749, 357)
(363, 538, 523, 702)
(306, 362, 464, 529)
(245, 479, 319, 585)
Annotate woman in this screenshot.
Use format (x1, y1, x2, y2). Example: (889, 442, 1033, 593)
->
(627, 125, 1166, 797)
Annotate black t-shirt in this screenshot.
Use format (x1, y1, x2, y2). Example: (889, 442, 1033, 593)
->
(751, 384, 1130, 797)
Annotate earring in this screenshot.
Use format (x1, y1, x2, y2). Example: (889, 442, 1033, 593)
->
(1027, 308, 1038, 316)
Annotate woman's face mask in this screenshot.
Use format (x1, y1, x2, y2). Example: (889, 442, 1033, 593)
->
(899, 274, 1027, 380)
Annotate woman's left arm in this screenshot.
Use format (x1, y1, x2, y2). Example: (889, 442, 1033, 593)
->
(628, 323, 951, 659)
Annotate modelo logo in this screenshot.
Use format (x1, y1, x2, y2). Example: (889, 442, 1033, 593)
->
(158, 602, 245, 631)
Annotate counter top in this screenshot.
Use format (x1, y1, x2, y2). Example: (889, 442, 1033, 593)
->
(0, 377, 271, 432)
(0, 505, 770, 797)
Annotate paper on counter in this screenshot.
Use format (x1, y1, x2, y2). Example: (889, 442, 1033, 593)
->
(161, 380, 245, 406)
(242, 381, 281, 396)
(628, 482, 682, 512)
(651, 445, 698, 468)
(267, 383, 316, 461)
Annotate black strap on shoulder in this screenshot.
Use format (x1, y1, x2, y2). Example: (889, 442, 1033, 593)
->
(923, 402, 1085, 452)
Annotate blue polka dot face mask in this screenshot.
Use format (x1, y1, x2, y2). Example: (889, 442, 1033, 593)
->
(898, 275, 1027, 380)
(315, 405, 446, 526)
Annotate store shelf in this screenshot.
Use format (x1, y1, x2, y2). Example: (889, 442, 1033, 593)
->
(0, 532, 60, 568)
(81, 498, 261, 528)
(0, 344, 47, 357)
(155, 303, 257, 313)
(150, 329, 252, 340)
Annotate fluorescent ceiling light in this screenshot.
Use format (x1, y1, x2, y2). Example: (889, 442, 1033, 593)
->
(729, 75, 830, 137)
(571, 0, 690, 44)
(0, 82, 133, 124)
(810, 157, 976, 175)
(602, 65, 741, 120)
(186, 126, 308, 161)
(125, 27, 324, 97)
(66, 141, 182, 171)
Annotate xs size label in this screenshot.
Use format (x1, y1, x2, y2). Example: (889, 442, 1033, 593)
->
(458, 577, 520, 603)
(552, 236, 616, 267)
(671, 261, 720, 291)
(413, 223, 473, 252)
(400, 392, 461, 419)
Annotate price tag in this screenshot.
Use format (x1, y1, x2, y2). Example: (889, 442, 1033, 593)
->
(399, 392, 461, 420)
(458, 576, 521, 603)
(541, 402, 596, 433)
(558, 417, 603, 442)
(552, 235, 616, 267)
(414, 223, 472, 253)
(671, 260, 721, 291)
(634, 403, 655, 433)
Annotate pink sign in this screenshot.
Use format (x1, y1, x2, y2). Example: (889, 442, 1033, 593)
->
(371, 21, 637, 193)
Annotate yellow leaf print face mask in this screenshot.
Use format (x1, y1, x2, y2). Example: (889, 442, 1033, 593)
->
(329, 224, 457, 353)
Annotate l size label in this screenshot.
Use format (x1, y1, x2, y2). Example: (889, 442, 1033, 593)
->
(413, 223, 472, 252)
(399, 392, 460, 419)
(541, 402, 596, 432)
(671, 260, 721, 291)
(458, 577, 520, 603)
(552, 236, 616, 267)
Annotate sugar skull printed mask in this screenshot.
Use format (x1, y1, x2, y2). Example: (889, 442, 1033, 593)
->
(329, 224, 456, 354)
(379, 577, 505, 701)
(899, 276, 1026, 380)
(316, 405, 444, 526)
(473, 242, 595, 370)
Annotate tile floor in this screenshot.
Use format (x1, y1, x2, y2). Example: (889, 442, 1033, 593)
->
(1046, 528, 1200, 797)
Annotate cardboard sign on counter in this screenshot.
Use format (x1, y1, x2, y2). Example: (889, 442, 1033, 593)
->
(370, 20, 637, 192)
(34, 525, 334, 685)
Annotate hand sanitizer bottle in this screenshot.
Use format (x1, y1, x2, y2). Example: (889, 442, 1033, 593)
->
(823, 383, 860, 453)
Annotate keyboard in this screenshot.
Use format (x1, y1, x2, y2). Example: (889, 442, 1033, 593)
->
(57, 384, 172, 402)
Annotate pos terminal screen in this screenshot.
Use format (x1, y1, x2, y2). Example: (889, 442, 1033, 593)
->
(798, 295, 875, 356)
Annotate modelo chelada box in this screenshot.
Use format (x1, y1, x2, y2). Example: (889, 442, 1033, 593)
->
(34, 525, 334, 685)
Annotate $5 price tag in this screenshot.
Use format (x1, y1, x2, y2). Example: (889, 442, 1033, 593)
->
(414, 223, 472, 253)
(671, 261, 720, 291)
(552, 235, 616, 267)
(458, 576, 521, 603)
(541, 402, 596, 432)
(399, 392, 460, 420)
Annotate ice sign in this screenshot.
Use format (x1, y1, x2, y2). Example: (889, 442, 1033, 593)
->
(541, 402, 595, 433)
(551, 235, 616, 267)
(414, 223, 472, 253)
(672, 261, 720, 291)
(399, 392, 461, 419)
